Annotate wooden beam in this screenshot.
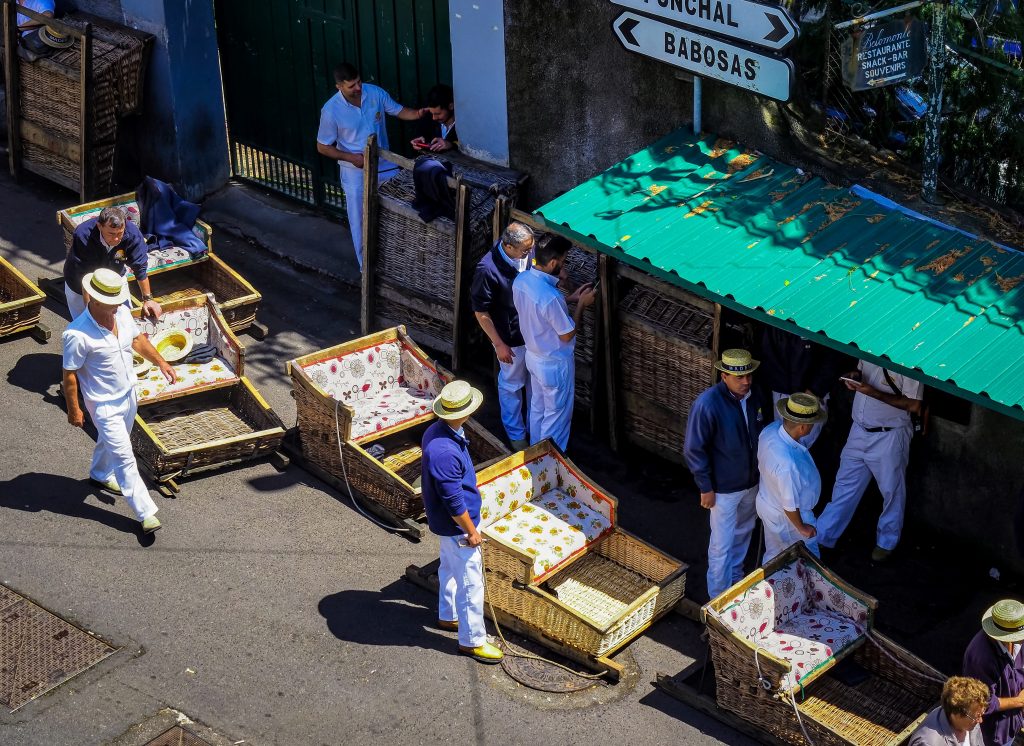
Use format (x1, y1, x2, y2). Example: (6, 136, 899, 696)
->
(710, 302, 722, 386)
(615, 263, 716, 313)
(599, 254, 619, 450)
(19, 120, 81, 162)
(451, 178, 470, 372)
(360, 134, 380, 336)
(77, 22, 93, 201)
(3, 0, 23, 181)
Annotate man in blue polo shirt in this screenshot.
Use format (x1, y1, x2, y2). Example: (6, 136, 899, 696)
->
(316, 62, 426, 268)
(684, 349, 767, 600)
(421, 380, 503, 664)
(470, 221, 535, 450)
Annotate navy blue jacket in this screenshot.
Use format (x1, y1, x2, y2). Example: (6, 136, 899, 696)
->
(470, 242, 525, 348)
(64, 217, 148, 293)
(684, 381, 767, 494)
(421, 420, 481, 536)
(758, 326, 847, 399)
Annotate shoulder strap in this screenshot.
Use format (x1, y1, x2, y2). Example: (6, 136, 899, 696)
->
(881, 369, 903, 397)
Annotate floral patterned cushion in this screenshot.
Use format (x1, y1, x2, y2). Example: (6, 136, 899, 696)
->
(482, 487, 614, 581)
(804, 565, 871, 628)
(126, 247, 195, 281)
(718, 581, 778, 641)
(68, 201, 143, 228)
(135, 357, 237, 400)
(350, 388, 434, 440)
(760, 611, 864, 691)
(478, 455, 556, 528)
(767, 561, 809, 626)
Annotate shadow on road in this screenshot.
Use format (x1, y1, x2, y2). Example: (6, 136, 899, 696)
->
(318, 579, 456, 656)
(7, 352, 64, 409)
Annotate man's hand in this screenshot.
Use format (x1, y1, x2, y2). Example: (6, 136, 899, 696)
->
(142, 299, 162, 320)
(410, 136, 427, 149)
(700, 491, 716, 509)
(347, 152, 365, 169)
(799, 524, 817, 539)
(494, 341, 514, 365)
(465, 529, 483, 547)
(67, 408, 85, 428)
(567, 282, 593, 304)
(577, 284, 598, 308)
(428, 137, 452, 152)
(157, 361, 177, 384)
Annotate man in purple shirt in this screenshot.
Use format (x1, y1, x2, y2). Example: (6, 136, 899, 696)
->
(962, 599, 1024, 746)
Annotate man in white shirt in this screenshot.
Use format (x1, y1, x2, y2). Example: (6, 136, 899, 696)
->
(315, 62, 427, 268)
(815, 360, 924, 562)
(62, 269, 176, 536)
(755, 393, 826, 563)
(512, 236, 596, 451)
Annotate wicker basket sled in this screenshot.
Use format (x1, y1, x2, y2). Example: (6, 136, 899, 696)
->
(477, 441, 688, 679)
(286, 326, 509, 530)
(0, 255, 47, 341)
(702, 543, 944, 746)
(129, 295, 285, 494)
(55, 193, 264, 336)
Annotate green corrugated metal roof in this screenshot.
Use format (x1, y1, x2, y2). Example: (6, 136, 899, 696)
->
(535, 129, 1024, 421)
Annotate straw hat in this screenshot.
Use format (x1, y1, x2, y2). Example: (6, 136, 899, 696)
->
(81, 268, 130, 306)
(982, 600, 1024, 642)
(151, 329, 193, 363)
(776, 392, 828, 425)
(432, 380, 483, 421)
(714, 348, 760, 375)
(38, 26, 73, 50)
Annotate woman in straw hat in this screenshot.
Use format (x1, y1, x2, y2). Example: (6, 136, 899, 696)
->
(420, 381, 503, 664)
(755, 392, 827, 563)
(962, 599, 1024, 746)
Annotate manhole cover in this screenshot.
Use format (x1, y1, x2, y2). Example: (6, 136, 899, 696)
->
(145, 725, 213, 746)
(0, 584, 115, 711)
(499, 638, 609, 693)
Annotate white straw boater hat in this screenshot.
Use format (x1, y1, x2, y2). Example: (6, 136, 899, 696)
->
(714, 348, 760, 375)
(38, 26, 74, 50)
(81, 268, 130, 305)
(776, 392, 828, 424)
(432, 380, 483, 421)
(982, 599, 1024, 643)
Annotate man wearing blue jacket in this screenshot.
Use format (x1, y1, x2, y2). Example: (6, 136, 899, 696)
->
(421, 380, 503, 664)
(684, 349, 767, 600)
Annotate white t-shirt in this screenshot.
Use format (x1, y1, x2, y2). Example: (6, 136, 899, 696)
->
(316, 84, 402, 172)
(62, 305, 139, 403)
(512, 269, 575, 359)
(852, 361, 923, 429)
(757, 420, 821, 513)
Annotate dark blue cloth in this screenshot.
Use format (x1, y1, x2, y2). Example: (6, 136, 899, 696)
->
(421, 420, 481, 536)
(962, 629, 1024, 746)
(684, 381, 767, 494)
(64, 217, 149, 294)
(758, 326, 848, 399)
(410, 158, 456, 223)
(135, 176, 207, 257)
(470, 241, 525, 348)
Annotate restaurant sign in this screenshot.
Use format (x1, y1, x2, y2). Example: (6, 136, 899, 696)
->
(841, 19, 926, 91)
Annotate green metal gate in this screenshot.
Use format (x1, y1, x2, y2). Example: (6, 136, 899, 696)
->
(215, 0, 452, 213)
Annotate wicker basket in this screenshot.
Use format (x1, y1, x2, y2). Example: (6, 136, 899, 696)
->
(132, 378, 285, 481)
(287, 326, 509, 519)
(618, 285, 714, 462)
(703, 543, 943, 746)
(559, 247, 598, 409)
(0, 256, 46, 338)
(478, 442, 687, 659)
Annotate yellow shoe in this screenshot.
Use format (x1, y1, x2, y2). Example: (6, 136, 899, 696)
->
(141, 516, 162, 534)
(89, 477, 122, 495)
(437, 618, 459, 632)
(458, 641, 503, 664)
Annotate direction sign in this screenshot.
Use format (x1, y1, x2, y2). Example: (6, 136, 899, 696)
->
(613, 12, 794, 101)
(611, 0, 799, 52)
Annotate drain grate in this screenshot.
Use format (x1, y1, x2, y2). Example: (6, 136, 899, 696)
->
(498, 637, 607, 693)
(145, 725, 213, 746)
(0, 584, 115, 711)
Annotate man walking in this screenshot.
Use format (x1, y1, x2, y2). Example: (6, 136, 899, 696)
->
(684, 349, 767, 599)
(64, 206, 161, 320)
(421, 380, 503, 664)
(755, 393, 826, 563)
(512, 236, 596, 451)
(62, 269, 176, 535)
(471, 222, 535, 450)
(815, 359, 923, 562)
(316, 62, 426, 268)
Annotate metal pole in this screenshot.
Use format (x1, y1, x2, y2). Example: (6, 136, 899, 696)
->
(922, 0, 947, 204)
(693, 75, 702, 135)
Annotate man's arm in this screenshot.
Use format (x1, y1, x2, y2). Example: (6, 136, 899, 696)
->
(474, 312, 513, 364)
(556, 285, 597, 343)
(62, 370, 84, 427)
(316, 141, 364, 169)
(683, 401, 717, 508)
(844, 376, 921, 413)
(396, 105, 427, 122)
(784, 509, 816, 538)
(431, 446, 480, 543)
(132, 334, 177, 384)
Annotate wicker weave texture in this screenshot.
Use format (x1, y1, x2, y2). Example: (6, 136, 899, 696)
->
(559, 248, 598, 408)
(143, 258, 259, 332)
(0, 262, 44, 337)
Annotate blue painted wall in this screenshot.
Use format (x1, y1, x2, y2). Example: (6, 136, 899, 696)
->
(448, 0, 509, 165)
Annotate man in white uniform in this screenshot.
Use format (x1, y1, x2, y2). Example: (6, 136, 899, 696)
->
(512, 236, 596, 451)
(315, 62, 426, 268)
(815, 360, 923, 562)
(756, 393, 826, 563)
(62, 269, 176, 535)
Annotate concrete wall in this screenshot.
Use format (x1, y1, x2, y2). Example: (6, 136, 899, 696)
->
(449, 0, 509, 165)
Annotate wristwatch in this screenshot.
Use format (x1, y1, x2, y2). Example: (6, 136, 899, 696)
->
(142, 294, 154, 301)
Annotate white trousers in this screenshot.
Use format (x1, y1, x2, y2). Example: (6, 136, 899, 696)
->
(816, 423, 912, 551)
(707, 485, 758, 599)
(84, 389, 158, 522)
(65, 285, 88, 319)
(340, 161, 398, 269)
(497, 345, 528, 443)
(438, 535, 486, 648)
(772, 391, 829, 448)
(757, 495, 819, 564)
(525, 352, 574, 451)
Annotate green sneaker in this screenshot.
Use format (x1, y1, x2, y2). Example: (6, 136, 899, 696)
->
(89, 477, 122, 495)
(141, 516, 162, 534)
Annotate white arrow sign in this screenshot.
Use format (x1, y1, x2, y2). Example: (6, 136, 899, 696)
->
(611, 0, 799, 52)
(613, 12, 794, 102)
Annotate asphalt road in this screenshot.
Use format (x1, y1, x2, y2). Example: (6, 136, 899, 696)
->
(0, 170, 755, 746)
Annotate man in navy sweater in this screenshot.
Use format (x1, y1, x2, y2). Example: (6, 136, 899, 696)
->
(684, 349, 767, 600)
(421, 380, 503, 664)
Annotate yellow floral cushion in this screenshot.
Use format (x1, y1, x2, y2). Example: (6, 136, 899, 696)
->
(134, 357, 237, 400)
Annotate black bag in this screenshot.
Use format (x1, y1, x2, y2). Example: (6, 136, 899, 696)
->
(882, 369, 929, 436)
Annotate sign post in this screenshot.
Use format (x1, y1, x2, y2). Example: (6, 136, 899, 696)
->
(610, 0, 799, 51)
